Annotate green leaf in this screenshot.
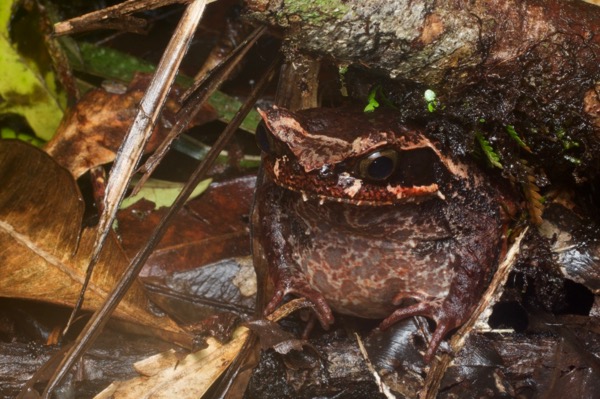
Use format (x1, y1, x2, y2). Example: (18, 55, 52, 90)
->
(0, 127, 16, 139)
(120, 178, 213, 210)
(76, 42, 157, 83)
(0, 0, 64, 140)
(424, 89, 440, 113)
(363, 86, 380, 113)
(72, 42, 261, 133)
(475, 132, 503, 169)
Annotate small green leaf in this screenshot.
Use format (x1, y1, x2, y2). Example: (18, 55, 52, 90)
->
(121, 178, 213, 210)
(16, 133, 45, 147)
(424, 89, 439, 112)
(0, 127, 16, 139)
(364, 86, 380, 113)
(506, 125, 531, 152)
(475, 132, 503, 169)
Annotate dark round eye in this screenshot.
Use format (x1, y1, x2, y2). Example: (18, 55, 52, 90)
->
(357, 149, 398, 181)
(255, 121, 272, 154)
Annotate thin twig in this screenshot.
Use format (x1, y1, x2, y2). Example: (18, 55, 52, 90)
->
(131, 25, 267, 196)
(54, 0, 188, 35)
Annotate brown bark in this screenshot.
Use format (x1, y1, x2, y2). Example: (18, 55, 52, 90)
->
(245, 0, 599, 93)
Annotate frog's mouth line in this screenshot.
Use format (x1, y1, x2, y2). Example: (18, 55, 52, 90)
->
(273, 179, 445, 206)
(264, 155, 445, 205)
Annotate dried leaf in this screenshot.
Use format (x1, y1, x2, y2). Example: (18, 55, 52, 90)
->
(117, 176, 255, 278)
(0, 140, 188, 341)
(95, 327, 250, 399)
(539, 203, 600, 293)
(244, 319, 314, 355)
(44, 74, 217, 178)
(144, 257, 256, 325)
(521, 162, 544, 225)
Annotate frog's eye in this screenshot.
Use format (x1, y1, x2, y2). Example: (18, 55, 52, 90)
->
(255, 121, 273, 154)
(357, 149, 398, 181)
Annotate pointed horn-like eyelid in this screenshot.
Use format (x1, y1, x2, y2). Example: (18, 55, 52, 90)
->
(257, 106, 434, 172)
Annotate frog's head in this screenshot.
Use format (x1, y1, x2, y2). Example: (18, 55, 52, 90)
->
(256, 106, 473, 205)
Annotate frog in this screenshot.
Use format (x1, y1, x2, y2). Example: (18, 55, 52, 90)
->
(252, 105, 513, 361)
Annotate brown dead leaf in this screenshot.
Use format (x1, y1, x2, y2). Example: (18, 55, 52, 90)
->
(44, 73, 217, 178)
(117, 175, 255, 278)
(143, 257, 256, 326)
(116, 175, 256, 326)
(0, 140, 189, 343)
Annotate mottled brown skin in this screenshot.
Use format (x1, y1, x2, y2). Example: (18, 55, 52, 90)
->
(254, 106, 509, 361)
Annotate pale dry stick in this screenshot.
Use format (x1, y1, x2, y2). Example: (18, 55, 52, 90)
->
(62, 0, 209, 336)
(52, 0, 207, 381)
(131, 25, 267, 196)
(36, 55, 279, 399)
(420, 228, 528, 399)
(54, 0, 216, 36)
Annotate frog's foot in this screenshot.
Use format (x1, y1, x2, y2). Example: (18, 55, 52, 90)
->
(379, 298, 462, 362)
(264, 277, 335, 330)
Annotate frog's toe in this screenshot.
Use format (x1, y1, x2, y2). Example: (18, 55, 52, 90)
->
(264, 282, 335, 330)
(380, 300, 459, 362)
(264, 287, 287, 316)
(299, 290, 335, 329)
(379, 301, 436, 331)
(422, 318, 457, 362)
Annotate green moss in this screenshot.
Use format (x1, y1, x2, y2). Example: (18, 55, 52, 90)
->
(554, 127, 579, 150)
(283, 0, 350, 24)
(505, 125, 531, 152)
